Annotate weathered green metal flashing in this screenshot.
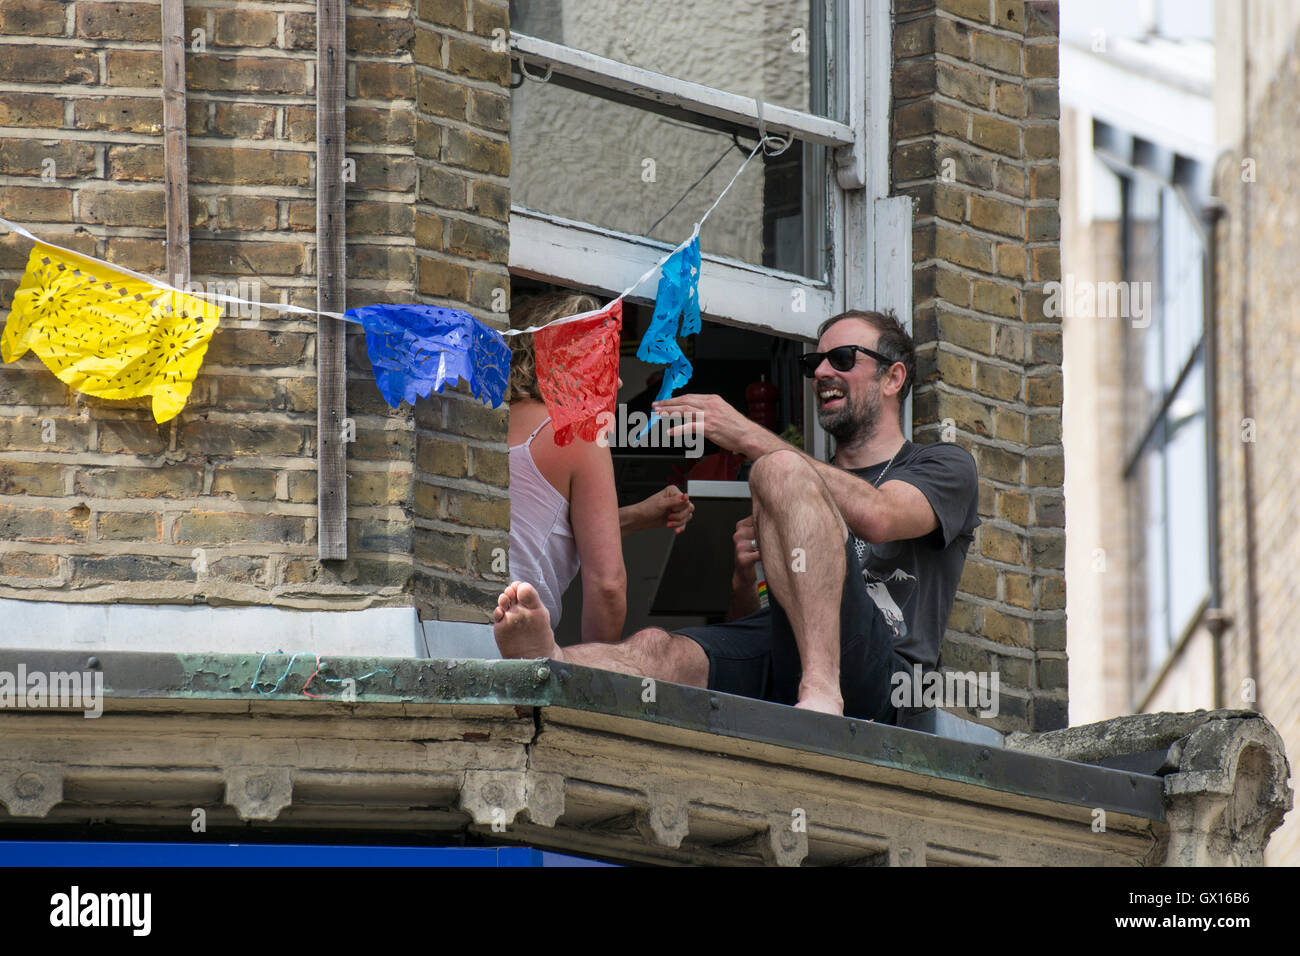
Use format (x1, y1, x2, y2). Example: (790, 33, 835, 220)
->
(0, 649, 1167, 822)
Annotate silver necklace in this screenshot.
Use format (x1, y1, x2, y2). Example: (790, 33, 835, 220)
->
(871, 442, 904, 487)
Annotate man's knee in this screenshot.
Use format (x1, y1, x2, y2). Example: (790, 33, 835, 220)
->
(628, 627, 708, 687)
(750, 449, 845, 535)
(748, 448, 808, 495)
(749, 449, 819, 514)
(627, 627, 675, 656)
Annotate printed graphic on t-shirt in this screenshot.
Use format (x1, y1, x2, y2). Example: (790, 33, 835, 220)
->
(854, 536, 916, 641)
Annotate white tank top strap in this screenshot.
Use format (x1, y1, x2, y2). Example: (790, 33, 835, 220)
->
(524, 416, 552, 446)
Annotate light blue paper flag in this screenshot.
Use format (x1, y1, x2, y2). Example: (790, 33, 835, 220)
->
(656, 355, 693, 402)
(636, 236, 700, 366)
(634, 236, 701, 440)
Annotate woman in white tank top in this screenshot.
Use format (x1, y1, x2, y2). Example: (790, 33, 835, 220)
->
(505, 293, 695, 642)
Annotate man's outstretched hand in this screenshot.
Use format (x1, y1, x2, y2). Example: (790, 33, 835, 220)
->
(653, 393, 785, 461)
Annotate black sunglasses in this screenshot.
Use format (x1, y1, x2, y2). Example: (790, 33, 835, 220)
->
(798, 345, 897, 378)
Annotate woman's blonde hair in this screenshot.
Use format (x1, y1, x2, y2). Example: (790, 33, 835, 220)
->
(505, 291, 601, 403)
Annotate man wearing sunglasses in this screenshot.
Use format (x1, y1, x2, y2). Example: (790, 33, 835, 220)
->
(493, 309, 979, 723)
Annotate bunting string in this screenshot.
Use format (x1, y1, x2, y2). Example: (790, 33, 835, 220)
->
(0, 134, 777, 424)
(1, 136, 770, 336)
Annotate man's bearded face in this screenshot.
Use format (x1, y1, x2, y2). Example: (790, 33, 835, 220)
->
(816, 363, 884, 443)
(812, 322, 893, 444)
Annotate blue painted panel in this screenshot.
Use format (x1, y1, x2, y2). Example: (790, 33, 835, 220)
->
(0, 841, 611, 867)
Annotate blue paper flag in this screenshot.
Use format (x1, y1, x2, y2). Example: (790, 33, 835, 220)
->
(632, 236, 702, 442)
(655, 354, 694, 403)
(634, 353, 695, 443)
(345, 304, 511, 409)
(636, 236, 700, 367)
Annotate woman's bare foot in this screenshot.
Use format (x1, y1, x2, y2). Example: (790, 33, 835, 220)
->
(493, 581, 565, 660)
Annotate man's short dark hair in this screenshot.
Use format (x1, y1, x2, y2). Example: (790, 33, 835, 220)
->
(816, 309, 915, 403)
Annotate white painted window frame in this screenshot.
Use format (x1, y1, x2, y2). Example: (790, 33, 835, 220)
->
(507, 0, 912, 454)
(509, 33, 857, 149)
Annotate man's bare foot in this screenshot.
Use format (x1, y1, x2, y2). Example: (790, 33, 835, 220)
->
(493, 581, 564, 660)
(795, 681, 845, 716)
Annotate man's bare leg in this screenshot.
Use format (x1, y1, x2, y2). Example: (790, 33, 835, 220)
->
(493, 582, 709, 686)
(749, 448, 848, 715)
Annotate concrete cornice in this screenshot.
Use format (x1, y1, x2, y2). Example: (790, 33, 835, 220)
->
(0, 650, 1179, 865)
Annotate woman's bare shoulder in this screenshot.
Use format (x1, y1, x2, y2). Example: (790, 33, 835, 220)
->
(507, 399, 548, 446)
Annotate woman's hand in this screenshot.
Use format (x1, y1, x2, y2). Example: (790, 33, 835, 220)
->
(621, 485, 695, 535)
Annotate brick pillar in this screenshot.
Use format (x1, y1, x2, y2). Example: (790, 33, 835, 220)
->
(409, 0, 512, 622)
(892, 0, 1064, 731)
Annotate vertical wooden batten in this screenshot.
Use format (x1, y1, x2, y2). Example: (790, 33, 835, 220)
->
(316, 0, 348, 560)
(160, 0, 190, 289)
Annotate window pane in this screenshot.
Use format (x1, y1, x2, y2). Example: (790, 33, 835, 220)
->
(1141, 438, 1168, 673)
(1123, 175, 1162, 449)
(1164, 359, 1209, 634)
(511, 80, 827, 279)
(1130, 359, 1209, 684)
(1160, 187, 1204, 387)
(509, 0, 836, 119)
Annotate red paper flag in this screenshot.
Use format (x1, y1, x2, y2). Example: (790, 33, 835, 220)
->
(533, 299, 622, 446)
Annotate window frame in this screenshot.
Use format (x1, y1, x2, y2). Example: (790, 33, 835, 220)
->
(506, 0, 908, 457)
(1105, 149, 1214, 689)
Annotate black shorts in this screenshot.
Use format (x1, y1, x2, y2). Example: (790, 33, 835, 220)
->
(674, 534, 903, 723)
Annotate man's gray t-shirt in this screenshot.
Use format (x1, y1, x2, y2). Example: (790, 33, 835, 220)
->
(847, 440, 980, 671)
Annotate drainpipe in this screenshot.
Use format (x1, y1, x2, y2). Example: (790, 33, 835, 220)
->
(1238, 2, 1262, 713)
(1201, 195, 1227, 710)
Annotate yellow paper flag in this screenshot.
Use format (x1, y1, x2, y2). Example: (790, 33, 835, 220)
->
(1, 243, 222, 422)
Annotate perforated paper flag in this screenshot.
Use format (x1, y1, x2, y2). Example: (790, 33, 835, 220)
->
(632, 236, 701, 439)
(1, 243, 221, 422)
(636, 236, 700, 368)
(534, 300, 622, 446)
(346, 303, 511, 409)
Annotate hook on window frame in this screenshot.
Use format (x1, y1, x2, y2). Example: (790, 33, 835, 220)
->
(754, 97, 794, 157)
(518, 58, 553, 84)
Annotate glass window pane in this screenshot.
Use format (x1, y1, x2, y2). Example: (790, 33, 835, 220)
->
(1123, 175, 1162, 449)
(1142, 439, 1168, 672)
(511, 81, 827, 279)
(1160, 187, 1204, 386)
(1164, 359, 1209, 634)
(509, 0, 836, 118)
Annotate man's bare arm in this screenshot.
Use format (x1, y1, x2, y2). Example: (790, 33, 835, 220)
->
(654, 393, 940, 545)
(776, 455, 940, 544)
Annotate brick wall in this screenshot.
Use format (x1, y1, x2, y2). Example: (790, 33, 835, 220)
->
(0, 0, 511, 621)
(1212, 13, 1300, 865)
(1058, 106, 1129, 726)
(892, 0, 1064, 732)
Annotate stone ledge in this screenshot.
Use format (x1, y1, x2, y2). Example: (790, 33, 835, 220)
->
(1007, 709, 1293, 865)
(0, 649, 1185, 865)
(0, 648, 1163, 819)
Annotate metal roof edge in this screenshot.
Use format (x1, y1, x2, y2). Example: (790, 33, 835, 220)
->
(0, 649, 1166, 822)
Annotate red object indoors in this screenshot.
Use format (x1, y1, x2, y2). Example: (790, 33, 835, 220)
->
(745, 375, 779, 431)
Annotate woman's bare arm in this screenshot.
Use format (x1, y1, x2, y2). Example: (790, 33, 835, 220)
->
(567, 438, 628, 643)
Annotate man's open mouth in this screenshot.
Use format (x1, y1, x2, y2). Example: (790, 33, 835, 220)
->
(818, 385, 847, 409)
